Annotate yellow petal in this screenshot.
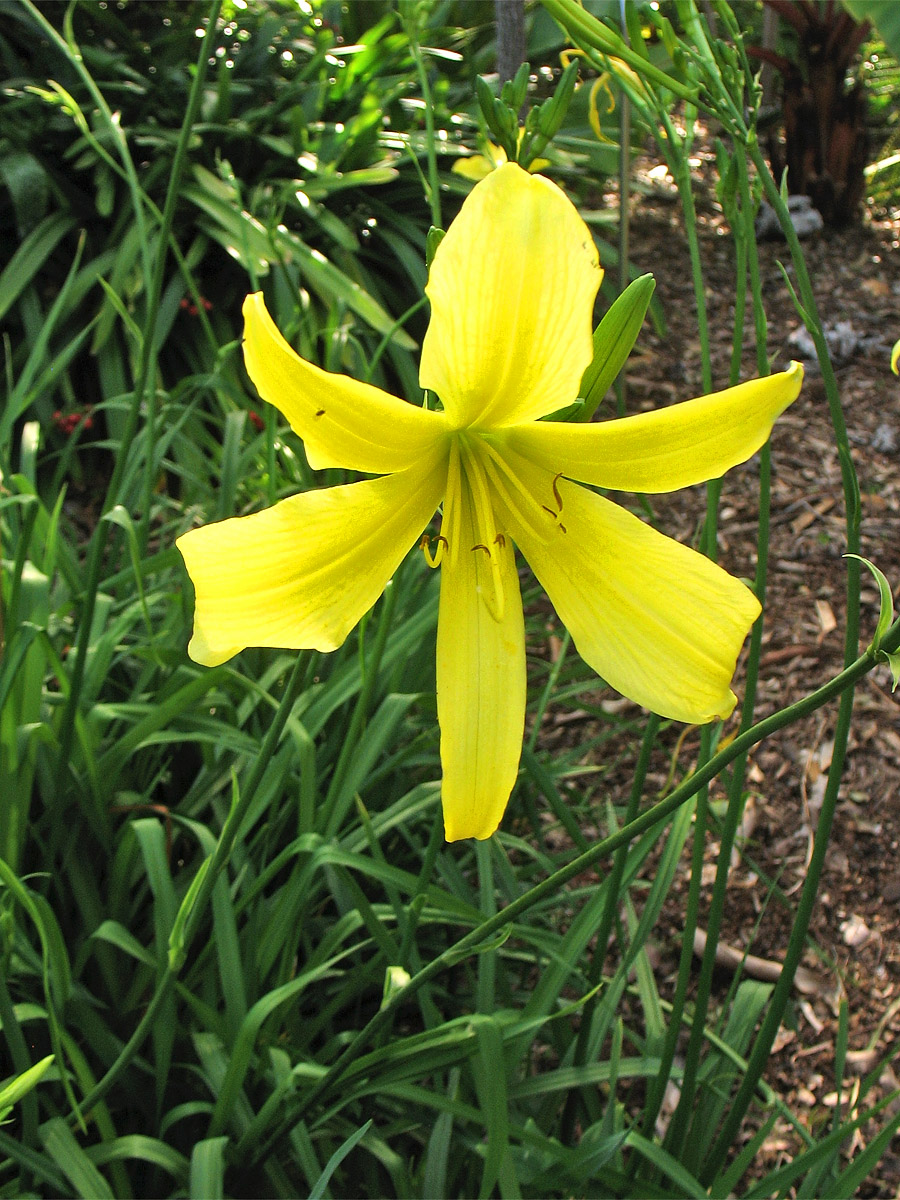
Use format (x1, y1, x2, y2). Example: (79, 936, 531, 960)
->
(500, 363, 803, 493)
(421, 163, 602, 428)
(452, 156, 494, 181)
(437, 473, 526, 841)
(177, 455, 446, 666)
(242, 293, 447, 473)
(496, 457, 760, 723)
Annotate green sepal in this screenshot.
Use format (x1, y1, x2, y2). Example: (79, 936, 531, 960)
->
(575, 273, 656, 422)
(426, 226, 445, 272)
(845, 554, 899, 688)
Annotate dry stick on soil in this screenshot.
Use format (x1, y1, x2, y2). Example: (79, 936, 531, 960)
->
(692, 927, 823, 995)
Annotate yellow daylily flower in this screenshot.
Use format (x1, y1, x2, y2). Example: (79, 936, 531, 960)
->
(177, 162, 803, 842)
(452, 142, 508, 181)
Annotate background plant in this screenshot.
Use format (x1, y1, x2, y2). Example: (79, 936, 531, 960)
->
(2, 1, 900, 1197)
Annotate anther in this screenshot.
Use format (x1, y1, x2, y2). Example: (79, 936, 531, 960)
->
(472, 543, 491, 556)
(542, 505, 556, 518)
(494, 533, 506, 549)
(420, 533, 447, 569)
(552, 472, 564, 511)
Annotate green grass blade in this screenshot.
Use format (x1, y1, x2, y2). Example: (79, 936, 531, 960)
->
(307, 1119, 373, 1200)
(39, 1117, 114, 1199)
(189, 1135, 229, 1200)
(0, 212, 76, 322)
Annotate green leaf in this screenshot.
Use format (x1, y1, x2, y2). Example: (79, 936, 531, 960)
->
(843, 0, 900, 61)
(471, 1017, 510, 1199)
(623, 1130, 707, 1198)
(40, 1117, 114, 1199)
(576, 274, 656, 421)
(308, 1120, 373, 1200)
(91, 919, 156, 969)
(0, 212, 76, 322)
(0, 148, 50, 236)
(168, 856, 212, 972)
(189, 1136, 229, 1200)
(422, 1069, 460, 1199)
(0, 1054, 54, 1121)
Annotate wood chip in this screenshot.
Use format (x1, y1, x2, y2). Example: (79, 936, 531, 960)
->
(815, 598, 837, 638)
(790, 497, 836, 535)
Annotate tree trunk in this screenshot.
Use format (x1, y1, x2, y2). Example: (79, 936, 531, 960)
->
(495, 0, 525, 85)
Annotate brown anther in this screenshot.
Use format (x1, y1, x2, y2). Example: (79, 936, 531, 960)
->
(420, 532, 447, 569)
(552, 472, 564, 511)
(542, 505, 556, 518)
(559, 523, 567, 534)
(472, 543, 491, 555)
(494, 533, 506, 549)
(315, 409, 326, 417)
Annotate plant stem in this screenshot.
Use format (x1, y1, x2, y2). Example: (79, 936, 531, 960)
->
(405, 18, 442, 230)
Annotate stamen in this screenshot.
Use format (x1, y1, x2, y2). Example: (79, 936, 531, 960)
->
(476, 558, 506, 623)
(459, 439, 506, 624)
(420, 533, 447, 569)
(445, 438, 462, 571)
(542, 473, 568, 534)
(479, 441, 548, 544)
(552, 472, 564, 511)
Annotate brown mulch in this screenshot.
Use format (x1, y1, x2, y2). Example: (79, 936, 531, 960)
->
(544, 151, 900, 1192)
